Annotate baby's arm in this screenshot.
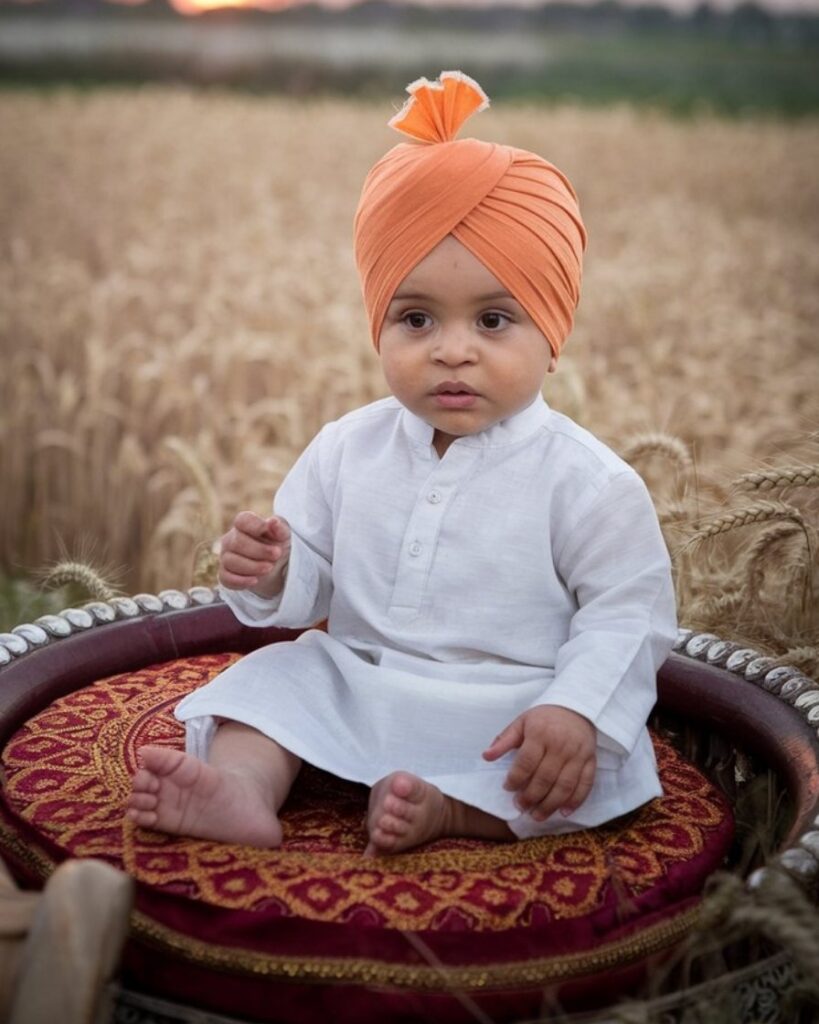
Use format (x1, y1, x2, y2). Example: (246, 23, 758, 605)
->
(483, 706, 596, 821)
(219, 512, 291, 598)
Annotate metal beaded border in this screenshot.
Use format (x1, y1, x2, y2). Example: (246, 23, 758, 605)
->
(1, 595, 818, 891)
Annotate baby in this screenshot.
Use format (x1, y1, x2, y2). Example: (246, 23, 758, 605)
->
(128, 71, 678, 856)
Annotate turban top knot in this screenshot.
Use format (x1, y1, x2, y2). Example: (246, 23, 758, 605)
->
(353, 70, 588, 360)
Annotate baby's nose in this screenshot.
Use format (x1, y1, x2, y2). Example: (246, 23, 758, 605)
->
(432, 329, 477, 364)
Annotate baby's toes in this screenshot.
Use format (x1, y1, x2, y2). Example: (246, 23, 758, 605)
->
(370, 826, 400, 852)
(383, 793, 414, 822)
(131, 768, 160, 794)
(389, 772, 422, 802)
(378, 812, 410, 837)
(127, 806, 158, 826)
(128, 791, 158, 812)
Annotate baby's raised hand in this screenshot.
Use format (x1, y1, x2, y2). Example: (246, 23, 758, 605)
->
(218, 512, 291, 597)
(482, 706, 596, 823)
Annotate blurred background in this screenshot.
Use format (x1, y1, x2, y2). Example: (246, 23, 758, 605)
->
(1, 0, 818, 114)
(0, 0, 817, 674)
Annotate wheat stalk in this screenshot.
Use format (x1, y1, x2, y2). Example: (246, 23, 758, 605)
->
(733, 465, 819, 492)
(163, 437, 222, 538)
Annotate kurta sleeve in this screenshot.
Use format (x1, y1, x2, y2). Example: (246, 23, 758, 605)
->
(218, 428, 334, 629)
(529, 471, 678, 758)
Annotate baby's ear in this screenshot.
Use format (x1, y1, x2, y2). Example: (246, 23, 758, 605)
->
(547, 355, 558, 374)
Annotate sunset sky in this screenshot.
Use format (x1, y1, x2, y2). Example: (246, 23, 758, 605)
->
(104, 0, 819, 15)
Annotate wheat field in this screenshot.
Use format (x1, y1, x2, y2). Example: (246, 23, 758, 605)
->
(0, 86, 817, 670)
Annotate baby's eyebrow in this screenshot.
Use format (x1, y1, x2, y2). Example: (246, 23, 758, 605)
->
(390, 290, 516, 303)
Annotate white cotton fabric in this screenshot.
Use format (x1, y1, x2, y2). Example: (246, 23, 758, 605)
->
(175, 395, 678, 838)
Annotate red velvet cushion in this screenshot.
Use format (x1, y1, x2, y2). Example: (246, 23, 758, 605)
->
(0, 652, 734, 1023)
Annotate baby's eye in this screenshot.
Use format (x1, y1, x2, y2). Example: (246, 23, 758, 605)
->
(402, 311, 432, 331)
(479, 311, 511, 331)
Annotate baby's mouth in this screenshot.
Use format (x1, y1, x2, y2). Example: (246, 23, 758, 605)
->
(433, 382, 479, 408)
(433, 381, 478, 396)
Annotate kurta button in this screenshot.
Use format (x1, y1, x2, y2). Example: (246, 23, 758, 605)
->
(427, 490, 442, 504)
(409, 541, 422, 557)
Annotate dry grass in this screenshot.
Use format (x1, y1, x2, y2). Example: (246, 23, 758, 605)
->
(0, 86, 817, 660)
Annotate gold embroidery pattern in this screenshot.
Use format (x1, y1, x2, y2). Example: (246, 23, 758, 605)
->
(1, 654, 731, 933)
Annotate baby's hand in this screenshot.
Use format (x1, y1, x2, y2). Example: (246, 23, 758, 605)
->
(482, 706, 596, 823)
(218, 512, 291, 597)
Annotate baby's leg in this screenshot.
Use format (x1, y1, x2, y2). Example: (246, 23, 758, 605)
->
(128, 721, 301, 847)
(365, 772, 514, 856)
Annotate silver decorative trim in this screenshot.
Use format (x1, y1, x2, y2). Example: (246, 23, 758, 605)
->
(11, 622, 49, 646)
(760, 666, 801, 693)
(704, 640, 739, 666)
(0, 587, 223, 659)
(685, 632, 719, 658)
(61, 608, 95, 630)
(794, 691, 819, 711)
(725, 648, 759, 673)
(673, 627, 693, 651)
(84, 602, 117, 624)
(798, 831, 819, 859)
(110, 597, 141, 619)
(0, 632, 30, 656)
(745, 656, 777, 682)
(777, 847, 819, 879)
(746, 867, 769, 890)
(34, 614, 73, 639)
(780, 677, 813, 703)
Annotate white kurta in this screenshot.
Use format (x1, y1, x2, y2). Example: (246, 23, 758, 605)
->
(175, 395, 678, 838)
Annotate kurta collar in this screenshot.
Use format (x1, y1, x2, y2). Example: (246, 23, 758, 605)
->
(401, 394, 552, 452)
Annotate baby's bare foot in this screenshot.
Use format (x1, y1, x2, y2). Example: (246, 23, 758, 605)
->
(127, 746, 282, 847)
(365, 771, 451, 856)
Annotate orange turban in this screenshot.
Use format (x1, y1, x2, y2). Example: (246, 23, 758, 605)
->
(353, 71, 588, 361)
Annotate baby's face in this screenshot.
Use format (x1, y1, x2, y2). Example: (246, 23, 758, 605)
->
(378, 235, 555, 455)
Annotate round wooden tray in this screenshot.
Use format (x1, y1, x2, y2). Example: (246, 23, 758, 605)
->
(1, 590, 818, 1023)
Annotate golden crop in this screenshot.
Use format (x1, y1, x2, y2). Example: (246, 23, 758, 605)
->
(0, 87, 817, 670)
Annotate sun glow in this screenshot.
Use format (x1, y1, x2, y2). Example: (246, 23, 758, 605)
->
(168, 0, 301, 15)
(167, 0, 354, 13)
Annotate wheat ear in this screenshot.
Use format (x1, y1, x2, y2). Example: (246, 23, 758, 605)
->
(620, 432, 693, 474)
(733, 465, 819, 492)
(684, 501, 805, 548)
(741, 521, 805, 600)
(40, 561, 120, 602)
(192, 540, 220, 588)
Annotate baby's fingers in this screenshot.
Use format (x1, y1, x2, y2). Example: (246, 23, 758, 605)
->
(527, 755, 595, 822)
(526, 762, 582, 821)
(233, 510, 274, 539)
(482, 718, 523, 762)
(558, 756, 596, 817)
(503, 737, 548, 794)
(263, 516, 291, 544)
(220, 551, 275, 584)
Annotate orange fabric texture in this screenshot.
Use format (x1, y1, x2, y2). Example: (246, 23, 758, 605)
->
(353, 71, 588, 360)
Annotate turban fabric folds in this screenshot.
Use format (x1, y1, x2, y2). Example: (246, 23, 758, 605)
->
(353, 71, 588, 360)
